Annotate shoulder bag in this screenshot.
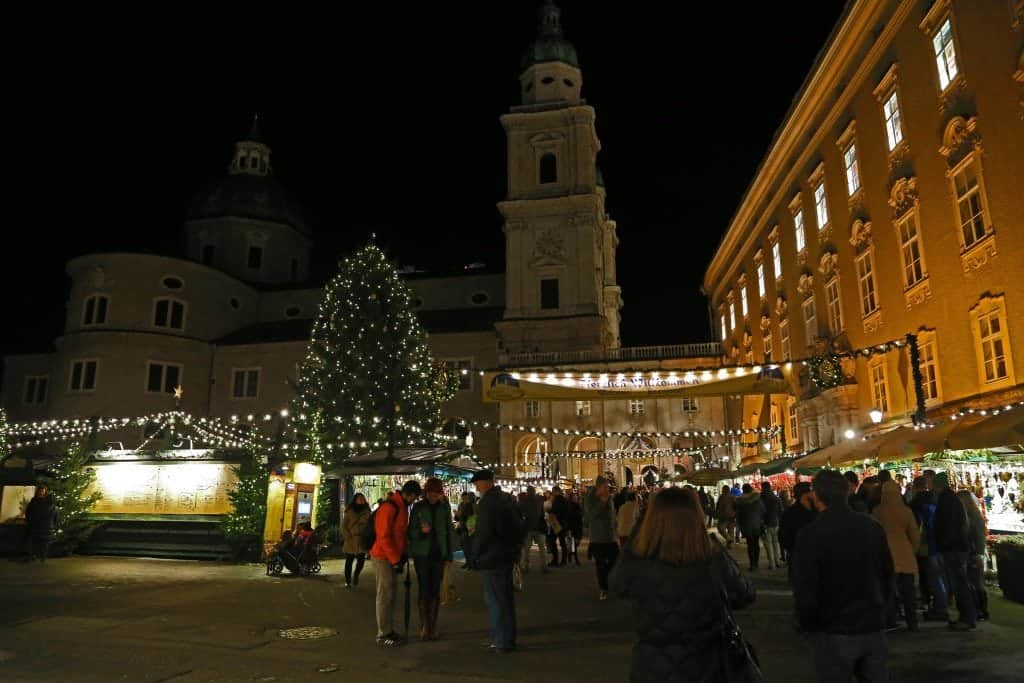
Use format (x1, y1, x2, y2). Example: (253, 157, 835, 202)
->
(712, 553, 765, 682)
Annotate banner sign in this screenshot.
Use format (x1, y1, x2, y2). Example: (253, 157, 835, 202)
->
(481, 366, 793, 403)
(87, 462, 237, 516)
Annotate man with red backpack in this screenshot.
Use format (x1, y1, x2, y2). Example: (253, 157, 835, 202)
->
(370, 480, 422, 646)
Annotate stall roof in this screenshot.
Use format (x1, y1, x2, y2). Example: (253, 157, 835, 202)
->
(325, 448, 479, 477)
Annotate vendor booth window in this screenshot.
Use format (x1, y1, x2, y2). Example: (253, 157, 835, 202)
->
(146, 362, 182, 394)
(232, 368, 261, 399)
(69, 359, 97, 392)
(23, 375, 48, 405)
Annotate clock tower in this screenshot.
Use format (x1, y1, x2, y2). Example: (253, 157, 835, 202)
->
(496, 1, 623, 357)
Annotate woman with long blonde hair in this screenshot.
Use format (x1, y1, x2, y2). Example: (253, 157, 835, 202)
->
(610, 487, 756, 682)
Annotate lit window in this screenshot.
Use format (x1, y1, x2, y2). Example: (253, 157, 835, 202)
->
(23, 376, 48, 405)
(153, 298, 186, 331)
(444, 359, 473, 391)
(919, 337, 941, 402)
(756, 263, 766, 299)
(870, 360, 889, 414)
(231, 368, 260, 399)
(772, 243, 783, 279)
(763, 329, 773, 362)
(525, 400, 541, 418)
(780, 320, 791, 361)
(794, 208, 806, 252)
(788, 399, 799, 443)
(897, 213, 927, 287)
(146, 362, 182, 394)
(825, 279, 843, 335)
(884, 92, 904, 150)
(69, 360, 98, 392)
(681, 397, 699, 413)
(932, 18, 959, 91)
(814, 181, 829, 230)
(856, 252, 879, 316)
(729, 301, 736, 331)
(720, 314, 728, 341)
(82, 295, 109, 326)
(575, 400, 592, 417)
(802, 297, 817, 347)
(843, 142, 861, 195)
(952, 159, 989, 250)
(740, 286, 749, 318)
(629, 399, 645, 415)
(978, 310, 1009, 383)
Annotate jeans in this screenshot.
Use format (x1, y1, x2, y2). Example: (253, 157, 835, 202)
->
(887, 573, 917, 629)
(414, 558, 444, 601)
(966, 553, 989, 617)
(941, 551, 977, 626)
(744, 530, 761, 569)
(549, 531, 568, 564)
(521, 531, 548, 571)
(763, 526, 781, 568)
(344, 553, 365, 585)
(373, 558, 399, 638)
(481, 566, 517, 649)
(810, 631, 889, 683)
(590, 542, 619, 591)
(925, 554, 948, 616)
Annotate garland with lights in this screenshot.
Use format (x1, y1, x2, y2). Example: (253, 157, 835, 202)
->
(807, 353, 847, 392)
(454, 418, 775, 439)
(0, 408, 9, 460)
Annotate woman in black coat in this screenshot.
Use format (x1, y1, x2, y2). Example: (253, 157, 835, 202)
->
(611, 487, 756, 683)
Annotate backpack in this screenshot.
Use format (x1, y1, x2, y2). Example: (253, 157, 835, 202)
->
(361, 499, 398, 552)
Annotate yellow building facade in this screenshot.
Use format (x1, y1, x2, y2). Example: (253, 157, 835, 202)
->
(704, 0, 1024, 459)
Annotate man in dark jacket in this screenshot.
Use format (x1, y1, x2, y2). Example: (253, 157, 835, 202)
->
(470, 470, 520, 653)
(761, 482, 783, 570)
(548, 486, 570, 567)
(25, 484, 57, 563)
(844, 471, 869, 513)
(519, 486, 548, 574)
(736, 484, 765, 570)
(794, 469, 894, 683)
(932, 472, 976, 630)
(779, 481, 816, 582)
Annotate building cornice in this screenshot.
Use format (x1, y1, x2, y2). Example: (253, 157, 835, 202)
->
(704, 0, 910, 298)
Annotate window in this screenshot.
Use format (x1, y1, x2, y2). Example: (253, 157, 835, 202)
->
(248, 245, 263, 270)
(146, 362, 182, 394)
(720, 314, 728, 341)
(883, 92, 904, 150)
(444, 359, 473, 391)
(825, 279, 843, 335)
(162, 276, 183, 290)
(201, 244, 215, 265)
(540, 278, 559, 310)
(525, 400, 541, 418)
(780, 320, 791, 361)
(772, 243, 783, 279)
(69, 360, 98, 392)
(23, 376, 48, 405)
(756, 263, 766, 299)
(952, 159, 988, 250)
(856, 252, 879, 316)
(82, 295, 109, 326)
(539, 153, 557, 184)
(153, 298, 186, 330)
(788, 399, 799, 443)
(802, 296, 817, 347)
(897, 213, 927, 287)
(919, 336, 941, 402)
(843, 142, 861, 195)
(763, 329, 773, 361)
(681, 397, 699, 413)
(629, 399, 645, 416)
(575, 400, 592, 417)
(740, 286, 749, 318)
(978, 310, 1009, 383)
(794, 208, 806, 253)
(231, 368, 260, 399)
(870, 360, 889, 414)
(729, 301, 736, 330)
(932, 18, 959, 91)
(814, 181, 829, 230)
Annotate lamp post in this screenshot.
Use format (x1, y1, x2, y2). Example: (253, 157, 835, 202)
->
(869, 409, 883, 424)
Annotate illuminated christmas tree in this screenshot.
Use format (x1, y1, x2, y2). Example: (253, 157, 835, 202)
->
(288, 243, 458, 466)
(0, 408, 9, 460)
(45, 443, 103, 554)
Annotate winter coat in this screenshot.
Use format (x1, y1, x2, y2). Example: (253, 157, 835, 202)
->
(25, 496, 57, 539)
(933, 488, 970, 553)
(610, 546, 755, 683)
(566, 500, 583, 538)
(340, 505, 370, 555)
(584, 488, 617, 543)
(715, 493, 736, 521)
(963, 499, 987, 556)
(472, 487, 521, 570)
(617, 500, 639, 538)
(369, 491, 409, 566)
(761, 491, 783, 528)
(872, 481, 920, 575)
(735, 491, 765, 538)
(910, 490, 939, 556)
(407, 499, 455, 562)
(779, 503, 816, 556)
(548, 494, 569, 530)
(793, 507, 894, 634)
(521, 493, 546, 535)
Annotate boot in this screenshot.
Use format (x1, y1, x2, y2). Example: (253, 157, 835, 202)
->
(418, 600, 430, 641)
(429, 598, 441, 640)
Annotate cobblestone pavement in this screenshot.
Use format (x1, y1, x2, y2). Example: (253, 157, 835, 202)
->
(0, 547, 1022, 682)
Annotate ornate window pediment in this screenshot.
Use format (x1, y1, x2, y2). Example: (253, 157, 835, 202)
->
(797, 272, 815, 298)
(743, 330, 753, 349)
(888, 177, 919, 218)
(775, 295, 788, 318)
(849, 219, 873, 250)
(939, 116, 981, 166)
(818, 251, 840, 278)
(753, 248, 764, 264)
(767, 225, 780, 244)
(760, 315, 771, 332)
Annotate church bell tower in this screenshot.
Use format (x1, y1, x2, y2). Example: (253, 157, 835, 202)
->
(497, 1, 623, 357)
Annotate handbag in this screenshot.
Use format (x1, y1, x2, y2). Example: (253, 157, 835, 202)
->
(712, 554, 765, 682)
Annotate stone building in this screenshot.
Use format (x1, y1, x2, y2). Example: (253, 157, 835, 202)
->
(703, 0, 1024, 458)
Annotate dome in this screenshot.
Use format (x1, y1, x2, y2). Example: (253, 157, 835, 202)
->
(187, 172, 310, 236)
(521, 1, 579, 69)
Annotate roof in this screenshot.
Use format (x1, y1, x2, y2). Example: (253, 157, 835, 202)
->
(215, 306, 503, 346)
(521, 0, 579, 69)
(325, 448, 479, 477)
(187, 172, 310, 236)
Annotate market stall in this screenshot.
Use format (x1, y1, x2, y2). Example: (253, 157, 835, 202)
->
(326, 447, 479, 508)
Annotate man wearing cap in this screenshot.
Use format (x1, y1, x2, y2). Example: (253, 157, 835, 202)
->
(470, 469, 521, 653)
(370, 480, 422, 646)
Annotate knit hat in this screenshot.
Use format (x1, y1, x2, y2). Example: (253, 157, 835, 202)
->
(402, 480, 423, 497)
(933, 472, 950, 490)
(423, 477, 444, 494)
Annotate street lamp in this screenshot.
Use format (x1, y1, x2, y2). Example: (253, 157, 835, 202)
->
(465, 431, 474, 448)
(844, 429, 856, 440)
(869, 408, 883, 424)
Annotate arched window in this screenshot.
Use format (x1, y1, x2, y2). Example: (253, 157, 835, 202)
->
(539, 153, 557, 185)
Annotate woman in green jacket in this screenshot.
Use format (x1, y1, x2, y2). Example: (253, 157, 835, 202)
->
(408, 477, 455, 641)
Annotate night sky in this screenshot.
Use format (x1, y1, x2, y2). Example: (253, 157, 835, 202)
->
(5, 2, 846, 364)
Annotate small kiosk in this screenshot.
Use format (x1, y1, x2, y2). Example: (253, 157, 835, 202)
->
(262, 461, 323, 555)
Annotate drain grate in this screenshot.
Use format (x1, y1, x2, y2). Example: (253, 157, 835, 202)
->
(278, 626, 338, 640)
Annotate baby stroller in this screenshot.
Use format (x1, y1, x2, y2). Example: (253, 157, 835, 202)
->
(266, 525, 324, 576)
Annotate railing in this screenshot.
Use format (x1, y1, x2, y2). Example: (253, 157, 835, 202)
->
(502, 342, 722, 367)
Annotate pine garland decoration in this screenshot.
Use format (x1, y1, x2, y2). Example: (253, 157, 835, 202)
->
(44, 443, 103, 553)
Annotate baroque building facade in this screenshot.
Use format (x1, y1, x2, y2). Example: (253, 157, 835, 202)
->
(703, 0, 1024, 459)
